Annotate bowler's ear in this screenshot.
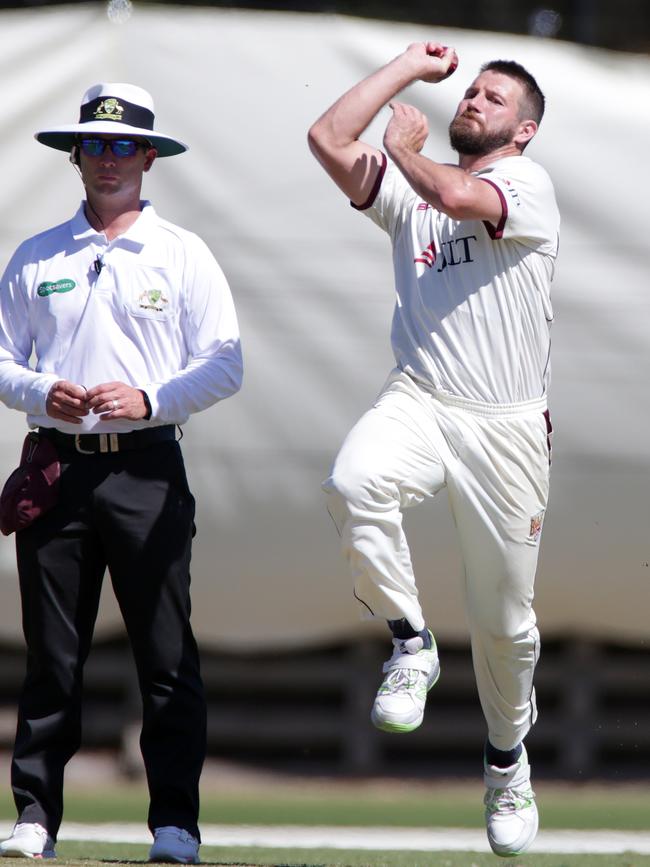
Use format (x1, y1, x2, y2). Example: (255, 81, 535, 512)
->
(515, 119, 537, 150)
(69, 145, 81, 166)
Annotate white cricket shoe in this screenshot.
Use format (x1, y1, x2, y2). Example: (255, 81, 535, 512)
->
(484, 745, 538, 857)
(148, 826, 200, 864)
(371, 630, 440, 733)
(0, 822, 56, 859)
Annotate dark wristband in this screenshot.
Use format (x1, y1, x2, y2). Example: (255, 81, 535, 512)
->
(139, 390, 152, 420)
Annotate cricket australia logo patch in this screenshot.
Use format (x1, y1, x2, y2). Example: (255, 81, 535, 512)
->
(528, 509, 545, 544)
(94, 98, 124, 121)
(37, 279, 76, 297)
(138, 287, 169, 313)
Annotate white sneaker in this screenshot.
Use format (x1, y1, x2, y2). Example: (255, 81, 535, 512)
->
(148, 826, 200, 864)
(484, 745, 538, 857)
(371, 630, 440, 733)
(0, 823, 56, 859)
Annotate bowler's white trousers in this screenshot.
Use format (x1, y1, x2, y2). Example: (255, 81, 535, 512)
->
(323, 369, 551, 750)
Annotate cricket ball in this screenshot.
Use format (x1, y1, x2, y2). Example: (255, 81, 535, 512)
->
(444, 51, 459, 78)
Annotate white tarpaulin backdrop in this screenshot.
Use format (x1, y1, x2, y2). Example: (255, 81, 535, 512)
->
(0, 4, 648, 648)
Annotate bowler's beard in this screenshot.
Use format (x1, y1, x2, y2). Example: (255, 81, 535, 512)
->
(448, 113, 515, 156)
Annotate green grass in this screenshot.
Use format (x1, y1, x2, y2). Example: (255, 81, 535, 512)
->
(2, 842, 650, 867)
(179, 853, 650, 867)
(1, 781, 646, 831)
(2, 777, 649, 866)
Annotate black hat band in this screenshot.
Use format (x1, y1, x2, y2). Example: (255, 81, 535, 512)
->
(79, 96, 155, 130)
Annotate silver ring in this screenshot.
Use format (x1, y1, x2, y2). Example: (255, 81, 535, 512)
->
(112, 399, 119, 410)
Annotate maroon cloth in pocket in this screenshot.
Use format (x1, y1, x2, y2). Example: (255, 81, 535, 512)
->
(0, 432, 61, 536)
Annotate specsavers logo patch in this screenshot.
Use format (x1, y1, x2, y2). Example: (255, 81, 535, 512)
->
(37, 279, 76, 297)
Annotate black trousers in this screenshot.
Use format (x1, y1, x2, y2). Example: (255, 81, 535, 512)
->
(11, 439, 206, 841)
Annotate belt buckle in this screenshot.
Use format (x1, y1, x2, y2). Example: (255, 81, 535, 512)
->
(74, 434, 95, 455)
(99, 434, 120, 453)
(73, 433, 120, 453)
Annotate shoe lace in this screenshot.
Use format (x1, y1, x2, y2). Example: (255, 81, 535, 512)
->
(379, 667, 425, 694)
(485, 786, 535, 814)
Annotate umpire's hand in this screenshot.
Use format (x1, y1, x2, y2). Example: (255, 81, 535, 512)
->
(85, 382, 150, 420)
(46, 380, 89, 424)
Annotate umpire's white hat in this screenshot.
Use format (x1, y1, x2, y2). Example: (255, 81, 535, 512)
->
(34, 82, 188, 157)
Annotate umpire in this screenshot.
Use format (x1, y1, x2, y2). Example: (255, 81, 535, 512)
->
(0, 83, 242, 863)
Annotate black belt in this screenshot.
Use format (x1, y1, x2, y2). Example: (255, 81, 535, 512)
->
(39, 425, 176, 455)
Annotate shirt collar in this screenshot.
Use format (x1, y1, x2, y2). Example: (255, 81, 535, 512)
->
(70, 200, 157, 245)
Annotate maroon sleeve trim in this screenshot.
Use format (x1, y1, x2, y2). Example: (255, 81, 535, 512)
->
(351, 151, 388, 211)
(480, 177, 508, 239)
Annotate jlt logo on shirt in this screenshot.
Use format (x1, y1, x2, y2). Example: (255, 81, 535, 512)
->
(36, 279, 76, 297)
(414, 235, 477, 271)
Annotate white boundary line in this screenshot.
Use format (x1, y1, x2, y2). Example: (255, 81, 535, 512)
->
(8, 822, 648, 855)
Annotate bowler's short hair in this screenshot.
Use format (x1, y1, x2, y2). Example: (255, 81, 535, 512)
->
(480, 59, 545, 125)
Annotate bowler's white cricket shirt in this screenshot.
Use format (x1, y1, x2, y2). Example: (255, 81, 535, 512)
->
(359, 154, 560, 406)
(0, 202, 242, 432)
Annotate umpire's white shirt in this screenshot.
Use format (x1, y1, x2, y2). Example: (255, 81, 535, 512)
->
(0, 201, 242, 432)
(361, 155, 560, 406)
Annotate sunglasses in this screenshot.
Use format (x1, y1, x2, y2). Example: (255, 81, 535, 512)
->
(78, 138, 150, 158)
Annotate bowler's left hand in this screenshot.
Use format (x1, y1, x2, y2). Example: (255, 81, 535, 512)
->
(85, 381, 149, 420)
(384, 101, 429, 157)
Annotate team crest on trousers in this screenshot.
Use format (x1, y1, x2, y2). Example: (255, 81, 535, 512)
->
(528, 509, 545, 544)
